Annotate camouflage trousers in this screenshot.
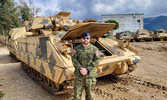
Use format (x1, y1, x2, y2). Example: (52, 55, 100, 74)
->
(73, 77, 96, 100)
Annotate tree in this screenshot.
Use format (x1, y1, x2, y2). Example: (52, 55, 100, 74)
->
(0, 0, 40, 45)
(105, 20, 119, 30)
(0, 0, 22, 45)
(19, 2, 32, 21)
(104, 20, 119, 38)
(18, 0, 41, 21)
(19, 0, 41, 19)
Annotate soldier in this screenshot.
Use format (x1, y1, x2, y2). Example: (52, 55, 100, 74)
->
(72, 32, 100, 100)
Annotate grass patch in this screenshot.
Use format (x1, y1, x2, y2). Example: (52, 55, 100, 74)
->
(0, 84, 5, 99)
(160, 38, 164, 41)
(0, 91, 5, 99)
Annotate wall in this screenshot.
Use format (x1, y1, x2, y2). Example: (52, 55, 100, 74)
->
(101, 13, 144, 35)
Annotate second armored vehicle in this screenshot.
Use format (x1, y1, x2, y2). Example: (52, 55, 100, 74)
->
(134, 29, 152, 41)
(152, 29, 167, 41)
(115, 30, 135, 42)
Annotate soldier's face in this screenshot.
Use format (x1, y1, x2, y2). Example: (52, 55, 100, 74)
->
(81, 36, 90, 45)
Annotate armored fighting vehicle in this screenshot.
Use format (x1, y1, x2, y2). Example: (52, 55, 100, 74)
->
(134, 29, 152, 41)
(115, 30, 135, 42)
(7, 11, 140, 95)
(152, 29, 167, 41)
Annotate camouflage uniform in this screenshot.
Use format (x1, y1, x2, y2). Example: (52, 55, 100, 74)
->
(72, 43, 100, 100)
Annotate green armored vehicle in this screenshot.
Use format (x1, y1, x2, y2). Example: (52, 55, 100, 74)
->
(7, 11, 140, 94)
(115, 30, 135, 42)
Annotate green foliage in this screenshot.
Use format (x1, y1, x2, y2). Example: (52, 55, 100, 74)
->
(18, 2, 33, 21)
(0, 84, 4, 99)
(160, 38, 164, 41)
(0, 91, 5, 99)
(105, 20, 119, 30)
(0, 0, 32, 36)
(0, 0, 21, 35)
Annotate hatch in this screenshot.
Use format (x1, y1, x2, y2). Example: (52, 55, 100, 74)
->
(61, 23, 116, 40)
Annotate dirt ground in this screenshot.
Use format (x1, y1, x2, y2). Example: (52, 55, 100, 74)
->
(0, 41, 167, 100)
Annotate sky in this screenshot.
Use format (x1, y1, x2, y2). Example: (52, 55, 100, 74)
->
(15, 0, 167, 21)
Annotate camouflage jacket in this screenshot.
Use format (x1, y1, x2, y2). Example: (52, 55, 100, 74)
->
(72, 43, 100, 78)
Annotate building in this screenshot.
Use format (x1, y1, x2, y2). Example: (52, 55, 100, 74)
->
(101, 13, 144, 35)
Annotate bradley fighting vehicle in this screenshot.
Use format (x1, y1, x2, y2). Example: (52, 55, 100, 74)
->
(7, 11, 140, 95)
(115, 30, 135, 42)
(134, 29, 152, 41)
(152, 29, 167, 41)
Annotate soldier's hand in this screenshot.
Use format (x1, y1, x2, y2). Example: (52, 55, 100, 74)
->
(80, 67, 88, 75)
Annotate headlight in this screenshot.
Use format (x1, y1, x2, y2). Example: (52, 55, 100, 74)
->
(60, 44, 73, 54)
(67, 47, 71, 53)
(132, 57, 139, 64)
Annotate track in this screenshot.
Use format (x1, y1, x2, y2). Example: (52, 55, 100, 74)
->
(122, 74, 167, 91)
(20, 62, 73, 96)
(93, 74, 167, 100)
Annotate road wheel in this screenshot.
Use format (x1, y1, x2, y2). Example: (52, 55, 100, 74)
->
(51, 81, 60, 92)
(43, 76, 51, 86)
(31, 68, 37, 77)
(37, 72, 43, 81)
